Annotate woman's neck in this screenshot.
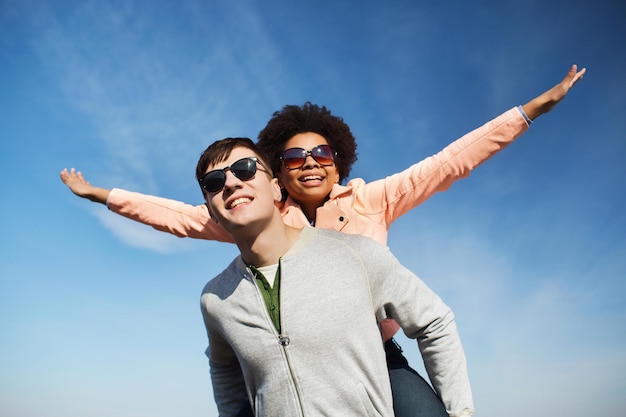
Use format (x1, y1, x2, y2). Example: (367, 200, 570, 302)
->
(295, 195, 332, 225)
(301, 204, 318, 225)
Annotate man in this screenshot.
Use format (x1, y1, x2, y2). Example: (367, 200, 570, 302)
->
(198, 137, 473, 417)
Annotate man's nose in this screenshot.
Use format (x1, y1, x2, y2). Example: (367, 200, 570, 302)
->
(222, 169, 243, 191)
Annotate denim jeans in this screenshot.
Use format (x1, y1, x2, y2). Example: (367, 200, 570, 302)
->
(234, 338, 447, 417)
(235, 402, 254, 417)
(385, 338, 448, 417)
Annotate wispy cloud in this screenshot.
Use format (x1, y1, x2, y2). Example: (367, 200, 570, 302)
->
(25, 1, 300, 245)
(92, 208, 192, 252)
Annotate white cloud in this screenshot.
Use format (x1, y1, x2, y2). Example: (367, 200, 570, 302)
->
(26, 1, 302, 244)
(92, 208, 192, 253)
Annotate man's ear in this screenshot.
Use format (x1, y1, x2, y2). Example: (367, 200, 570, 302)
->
(204, 202, 219, 224)
(271, 178, 282, 203)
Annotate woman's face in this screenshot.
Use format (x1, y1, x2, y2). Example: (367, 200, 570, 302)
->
(278, 132, 340, 207)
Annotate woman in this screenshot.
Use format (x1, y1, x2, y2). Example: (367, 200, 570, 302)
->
(61, 64, 585, 417)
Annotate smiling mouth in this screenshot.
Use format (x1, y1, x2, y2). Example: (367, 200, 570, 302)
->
(300, 175, 323, 182)
(227, 197, 252, 209)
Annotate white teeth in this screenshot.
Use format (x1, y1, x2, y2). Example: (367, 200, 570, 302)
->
(228, 197, 251, 208)
(302, 175, 322, 181)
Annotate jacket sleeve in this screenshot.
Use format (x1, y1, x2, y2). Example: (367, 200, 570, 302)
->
(202, 299, 250, 417)
(362, 240, 474, 417)
(208, 337, 250, 416)
(355, 107, 529, 225)
(107, 188, 235, 243)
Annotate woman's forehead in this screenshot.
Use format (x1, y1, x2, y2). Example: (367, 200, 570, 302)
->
(284, 132, 329, 149)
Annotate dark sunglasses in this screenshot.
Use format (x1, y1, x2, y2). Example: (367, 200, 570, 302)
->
(280, 145, 336, 170)
(199, 157, 270, 193)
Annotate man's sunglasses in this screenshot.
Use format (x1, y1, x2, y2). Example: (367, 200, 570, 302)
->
(199, 157, 270, 193)
(280, 145, 336, 170)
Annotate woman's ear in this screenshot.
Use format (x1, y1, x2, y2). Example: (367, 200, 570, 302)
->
(330, 165, 340, 184)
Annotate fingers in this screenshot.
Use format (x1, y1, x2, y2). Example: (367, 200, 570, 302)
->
(566, 64, 586, 88)
(572, 67, 586, 86)
(60, 168, 77, 177)
(60, 167, 89, 185)
(60, 168, 71, 184)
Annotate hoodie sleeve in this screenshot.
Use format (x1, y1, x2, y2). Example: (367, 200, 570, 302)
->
(361, 239, 474, 417)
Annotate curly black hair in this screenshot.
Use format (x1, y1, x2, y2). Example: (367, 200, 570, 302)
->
(257, 102, 358, 183)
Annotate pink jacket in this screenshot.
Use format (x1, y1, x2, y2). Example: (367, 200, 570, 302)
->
(107, 107, 528, 336)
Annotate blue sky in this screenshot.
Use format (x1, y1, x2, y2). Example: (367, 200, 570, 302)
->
(1, 0, 624, 416)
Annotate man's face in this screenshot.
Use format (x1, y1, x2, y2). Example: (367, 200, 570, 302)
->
(204, 146, 281, 233)
(278, 132, 340, 206)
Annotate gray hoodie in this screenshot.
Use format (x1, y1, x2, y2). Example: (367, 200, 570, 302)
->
(201, 227, 473, 417)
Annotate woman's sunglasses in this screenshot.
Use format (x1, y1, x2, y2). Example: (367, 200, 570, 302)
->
(199, 157, 270, 193)
(280, 145, 336, 170)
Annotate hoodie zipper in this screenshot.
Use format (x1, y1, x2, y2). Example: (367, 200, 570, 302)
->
(249, 263, 306, 416)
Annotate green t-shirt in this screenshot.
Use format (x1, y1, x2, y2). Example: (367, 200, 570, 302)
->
(249, 264, 281, 332)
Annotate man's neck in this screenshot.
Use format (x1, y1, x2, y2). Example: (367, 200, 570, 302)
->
(234, 217, 302, 267)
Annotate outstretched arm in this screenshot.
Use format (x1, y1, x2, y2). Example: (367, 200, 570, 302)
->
(59, 167, 234, 242)
(356, 64, 587, 229)
(60, 168, 110, 204)
(522, 64, 586, 121)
